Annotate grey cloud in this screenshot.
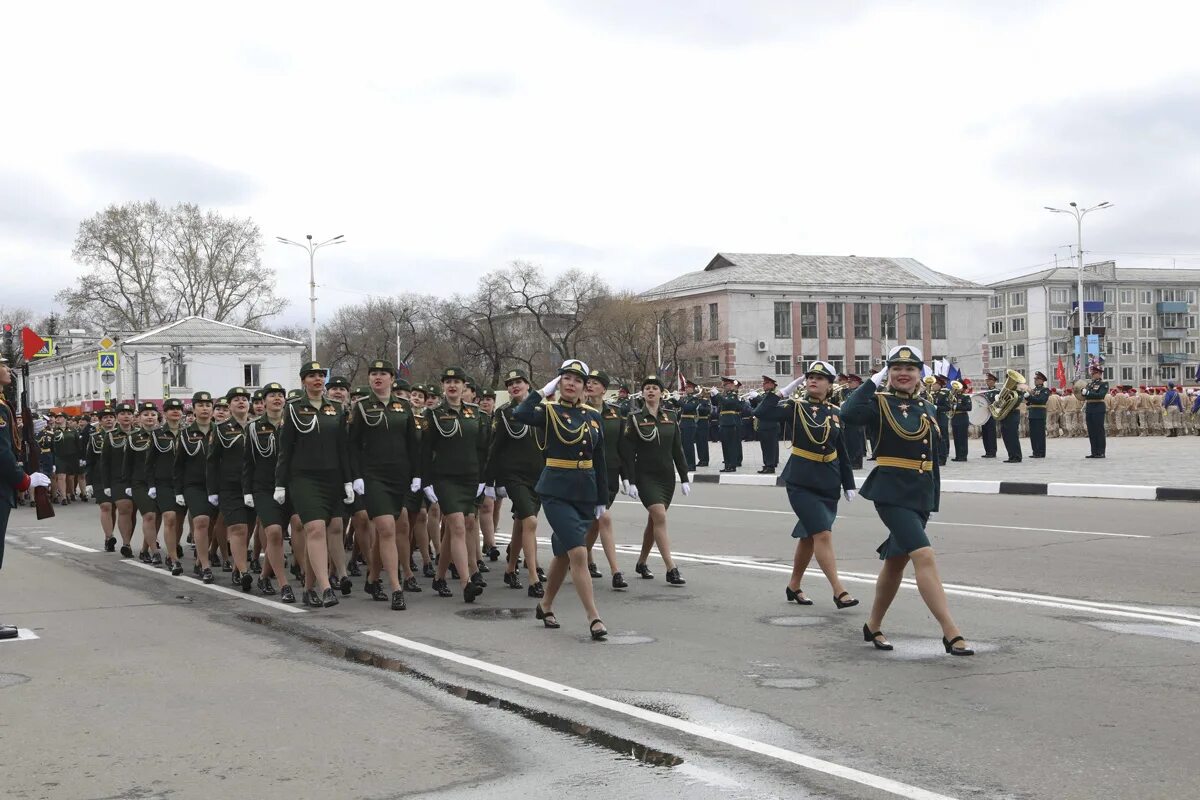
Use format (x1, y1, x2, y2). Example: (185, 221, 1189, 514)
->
(0, 169, 82, 244)
(72, 150, 259, 206)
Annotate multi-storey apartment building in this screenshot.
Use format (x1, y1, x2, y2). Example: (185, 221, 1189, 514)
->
(641, 253, 990, 384)
(987, 261, 1200, 386)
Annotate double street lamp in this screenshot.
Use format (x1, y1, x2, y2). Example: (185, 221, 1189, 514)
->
(276, 234, 346, 361)
(1044, 201, 1112, 342)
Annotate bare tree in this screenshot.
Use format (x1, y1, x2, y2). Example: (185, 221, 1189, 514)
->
(318, 294, 437, 384)
(582, 292, 659, 386)
(501, 261, 608, 363)
(430, 275, 525, 388)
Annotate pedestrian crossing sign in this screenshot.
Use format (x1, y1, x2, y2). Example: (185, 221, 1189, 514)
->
(98, 351, 118, 372)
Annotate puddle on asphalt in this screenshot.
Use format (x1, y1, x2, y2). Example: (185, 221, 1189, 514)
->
(761, 615, 829, 627)
(456, 607, 534, 621)
(863, 636, 1000, 661)
(239, 613, 683, 767)
(1087, 621, 1200, 644)
(600, 633, 655, 645)
(0, 673, 31, 689)
(755, 677, 820, 690)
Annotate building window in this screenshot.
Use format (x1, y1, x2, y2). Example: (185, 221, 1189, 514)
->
(1141, 290, 1153, 305)
(1052, 341, 1069, 355)
(708, 303, 718, 341)
(905, 304, 922, 339)
(1103, 367, 1114, 381)
(773, 354, 791, 376)
(801, 354, 817, 371)
(773, 302, 791, 339)
(243, 363, 261, 387)
(169, 360, 188, 388)
(1119, 341, 1134, 355)
(990, 295, 1002, 309)
(1120, 315, 1134, 330)
(1104, 339, 1114, 355)
(1050, 288, 1069, 305)
(1012, 344, 1026, 358)
(1140, 315, 1155, 330)
(709, 356, 720, 377)
(1085, 285, 1103, 301)
(1189, 315, 1198, 329)
(826, 303, 843, 339)
(880, 304, 897, 338)
(1162, 313, 1183, 329)
(930, 304, 946, 338)
(1158, 289, 1181, 302)
(1188, 290, 1197, 304)
(1008, 291, 1025, 307)
(1139, 340, 1156, 356)
(1120, 289, 1134, 305)
(990, 320, 1005, 335)
(828, 357, 844, 375)
(853, 303, 871, 338)
(692, 306, 703, 342)
(1051, 314, 1068, 330)
(1185, 340, 1198, 354)
(799, 302, 818, 339)
(1103, 288, 1115, 305)
(854, 356, 871, 375)
(1161, 366, 1178, 381)
(1120, 366, 1133, 381)
(1141, 366, 1155, 381)
(1011, 317, 1026, 333)
(990, 345, 1004, 359)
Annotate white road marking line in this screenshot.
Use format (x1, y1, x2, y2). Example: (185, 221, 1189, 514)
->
(361, 630, 959, 800)
(121, 561, 307, 613)
(42, 536, 100, 553)
(613, 500, 1148, 538)
(496, 536, 1200, 627)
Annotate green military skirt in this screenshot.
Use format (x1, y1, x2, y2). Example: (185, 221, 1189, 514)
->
(785, 485, 837, 539)
(635, 470, 676, 509)
(218, 485, 253, 527)
(542, 496, 593, 556)
(365, 473, 407, 519)
(433, 476, 479, 516)
(874, 502, 931, 559)
(110, 481, 132, 504)
(403, 486, 423, 514)
(132, 486, 157, 516)
(153, 482, 185, 515)
(503, 479, 541, 520)
(253, 492, 293, 529)
(183, 487, 217, 521)
(605, 470, 620, 508)
(289, 470, 342, 525)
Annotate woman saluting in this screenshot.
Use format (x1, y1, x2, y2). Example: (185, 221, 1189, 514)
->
(839, 345, 974, 656)
(515, 359, 609, 639)
(619, 375, 690, 586)
(275, 361, 353, 609)
(753, 361, 858, 608)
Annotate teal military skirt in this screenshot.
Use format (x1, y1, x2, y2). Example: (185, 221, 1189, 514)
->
(874, 502, 931, 559)
(432, 476, 479, 516)
(289, 470, 342, 525)
(785, 485, 837, 538)
(503, 479, 541, 520)
(542, 496, 592, 556)
(365, 473, 407, 518)
(635, 470, 676, 509)
(253, 492, 293, 529)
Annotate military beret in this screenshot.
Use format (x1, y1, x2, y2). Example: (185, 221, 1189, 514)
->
(367, 359, 396, 375)
(327, 376, 351, 390)
(163, 398, 184, 411)
(299, 361, 328, 378)
(192, 391, 213, 404)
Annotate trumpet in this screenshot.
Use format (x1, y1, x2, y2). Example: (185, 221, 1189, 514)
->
(989, 369, 1026, 420)
(921, 375, 938, 403)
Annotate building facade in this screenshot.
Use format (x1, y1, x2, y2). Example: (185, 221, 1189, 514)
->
(987, 261, 1200, 387)
(25, 316, 304, 411)
(642, 253, 989, 385)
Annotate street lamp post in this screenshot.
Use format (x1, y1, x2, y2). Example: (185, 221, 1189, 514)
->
(276, 234, 346, 361)
(1044, 202, 1112, 372)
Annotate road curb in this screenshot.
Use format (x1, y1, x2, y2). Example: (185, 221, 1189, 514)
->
(688, 471, 1198, 502)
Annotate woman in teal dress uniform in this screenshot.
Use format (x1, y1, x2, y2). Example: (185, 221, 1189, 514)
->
(839, 345, 975, 656)
(753, 361, 859, 609)
(514, 359, 609, 639)
(618, 375, 691, 586)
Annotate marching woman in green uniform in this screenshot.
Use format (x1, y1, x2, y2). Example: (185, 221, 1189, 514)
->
(753, 361, 859, 608)
(324, 376, 356, 594)
(348, 359, 420, 610)
(85, 405, 117, 551)
(583, 368, 627, 589)
(145, 399, 186, 575)
(405, 385, 435, 579)
(128, 402, 162, 565)
(840, 345, 974, 656)
(514, 359, 610, 639)
(417, 367, 487, 602)
(173, 392, 217, 583)
(242, 383, 295, 602)
(100, 402, 138, 557)
(488, 369, 547, 595)
(276, 361, 353, 608)
(620, 375, 691, 586)
(207, 387, 255, 592)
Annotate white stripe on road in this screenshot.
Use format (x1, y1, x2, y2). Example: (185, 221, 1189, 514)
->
(42, 536, 100, 553)
(361, 630, 959, 800)
(121, 560, 307, 613)
(613, 501, 1149, 539)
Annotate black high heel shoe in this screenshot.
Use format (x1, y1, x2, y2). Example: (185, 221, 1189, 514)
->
(833, 591, 859, 609)
(943, 636, 975, 656)
(589, 619, 608, 640)
(863, 623, 893, 651)
(535, 604, 560, 629)
(785, 586, 813, 605)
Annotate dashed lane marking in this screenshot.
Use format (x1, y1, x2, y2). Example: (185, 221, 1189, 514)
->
(121, 560, 307, 613)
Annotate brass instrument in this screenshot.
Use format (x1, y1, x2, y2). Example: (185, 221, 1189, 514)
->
(989, 369, 1026, 420)
(949, 379, 964, 399)
(921, 375, 938, 402)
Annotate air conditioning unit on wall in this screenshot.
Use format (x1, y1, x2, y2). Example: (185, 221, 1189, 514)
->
(756, 339, 768, 352)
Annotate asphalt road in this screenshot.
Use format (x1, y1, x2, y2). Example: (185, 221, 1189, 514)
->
(2, 486, 1197, 800)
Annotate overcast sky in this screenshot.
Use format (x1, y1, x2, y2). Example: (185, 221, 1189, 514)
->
(4, 1, 1199, 327)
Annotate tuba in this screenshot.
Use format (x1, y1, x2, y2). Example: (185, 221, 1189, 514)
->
(989, 369, 1026, 420)
(921, 375, 938, 402)
(949, 380, 964, 399)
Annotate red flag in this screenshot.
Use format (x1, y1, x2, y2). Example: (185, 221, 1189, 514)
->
(1054, 357, 1067, 389)
(21, 327, 47, 361)
(677, 370, 687, 392)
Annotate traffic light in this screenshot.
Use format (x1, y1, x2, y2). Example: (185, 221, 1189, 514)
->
(2, 323, 12, 352)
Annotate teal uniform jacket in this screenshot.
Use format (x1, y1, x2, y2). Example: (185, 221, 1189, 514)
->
(840, 381, 941, 513)
(99, 426, 134, 494)
(677, 396, 701, 429)
(1081, 379, 1109, 412)
(752, 394, 781, 437)
(513, 391, 608, 505)
(1025, 386, 1050, 419)
(597, 400, 625, 484)
(716, 391, 749, 427)
(753, 393, 854, 498)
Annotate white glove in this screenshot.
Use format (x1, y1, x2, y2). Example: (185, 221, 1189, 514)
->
(595, 505, 606, 519)
(52, 465, 57, 475)
(29, 472, 52, 489)
(148, 487, 157, 500)
(620, 478, 629, 495)
(484, 485, 496, 499)
(175, 494, 185, 506)
(104, 487, 111, 497)
(497, 485, 508, 499)
(207, 493, 218, 505)
(746, 390, 759, 401)
(540, 375, 561, 397)
(476, 482, 485, 498)
(352, 478, 365, 495)
(871, 367, 889, 388)
(780, 376, 804, 397)
(79, 458, 87, 468)
(343, 483, 355, 504)
(627, 483, 640, 500)
(410, 477, 421, 493)
(85, 484, 94, 499)
(843, 489, 857, 502)
(423, 485, 438, 504)
(244, 494, 255, 508)
(273, 487, 286, 505)
(680, 482, 691, 497)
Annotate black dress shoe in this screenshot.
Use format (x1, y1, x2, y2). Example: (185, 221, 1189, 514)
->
(487, 546, 500, 561)
(257, 577, 276, 595)
(222, 559, 233, 572)
(322, 588, 339, 607)
(279, 585, 296, 604)
(369, 582, 389, 601)
(757, 467, 775, 474)
(665, 568, 686, 585)
(1003, 458, 1022, 463)
(201, 568, 215, 584)
(120, 544, 133, 558)
(505, 572, 523, 589)
(470, 571, 487, 587)
(422, 562, 435, 578)
(951, 457, 967, 462)
(171, 561, 183, 576)
(611, 571, 628, 589)
(250, 557, 262, 574)
(635, 562, 654, 580)
(304, 589, 323, 607)
(464, 582, 482, 603)
(150, 551, 163, 566)
(588, 562, 602, 579)
(403, 576, 423, 593)
(432, 579, 454, 598)
(785, 586, 813, 605)
(362, 579, 377, 595)
(138, 549, 152, 564)
(477, 559, 490, 574)
(176, 544, 184, 559)
(0, 625, 18, 640)
(981, 454, 996, 459)
(833, 591, 859, 609)
(536, 566, 546, 583)
(339, 576, 353, 595)
(105, 536, 117, 552)
(240, 571, 253, 593)
(391, 590, 407, 610)
(193, 562, 202, 576)
(527, 581, 544, 598)
(863, 623, 893, 651)
(943, 635, 975, 656)
(347, 560, 361, 577)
